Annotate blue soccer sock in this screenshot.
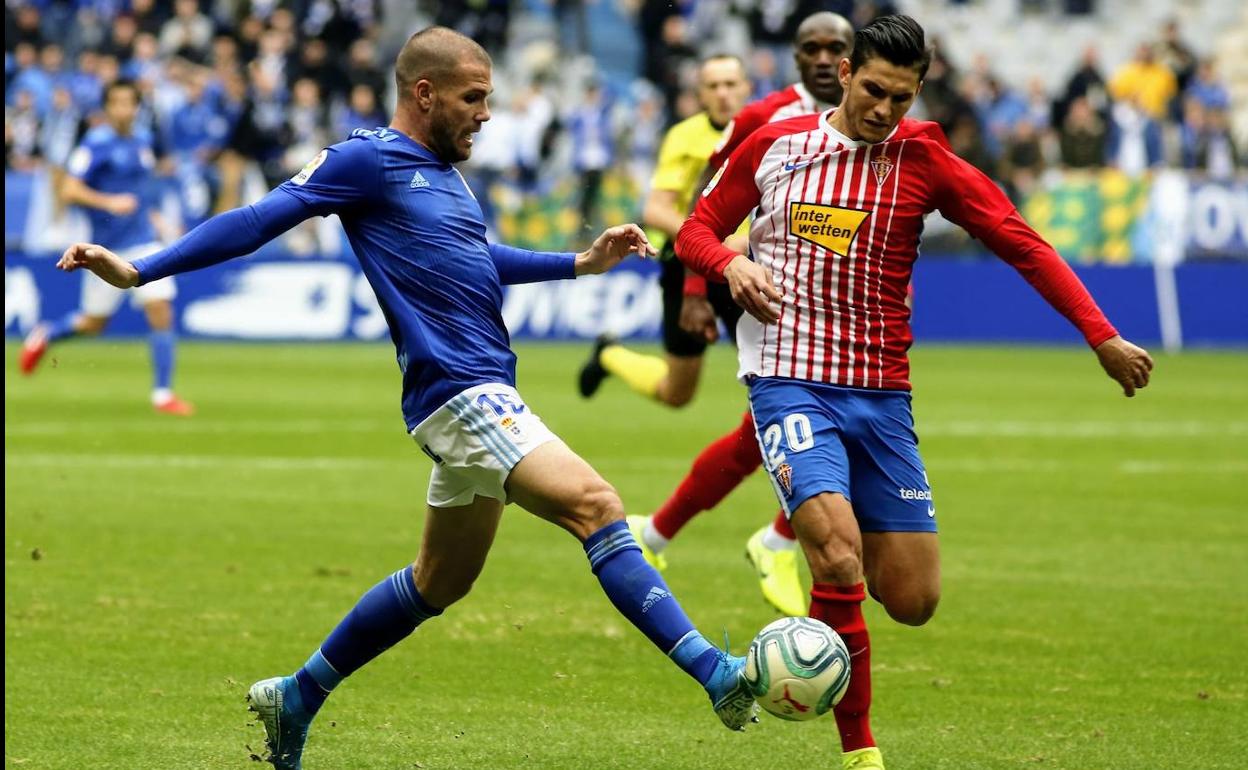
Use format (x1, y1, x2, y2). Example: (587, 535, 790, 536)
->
(584, 520, 720, 687)
(45, 313, 78, 342)
(294, 566, 442, 714)
(148, 330, 175, 394)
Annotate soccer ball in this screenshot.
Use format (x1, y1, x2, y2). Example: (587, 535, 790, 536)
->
(743, 617, 851, 721)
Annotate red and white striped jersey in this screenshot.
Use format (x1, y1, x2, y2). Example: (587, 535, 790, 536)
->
(708, 83, 830, 172)
(677, 110, 1118, 391)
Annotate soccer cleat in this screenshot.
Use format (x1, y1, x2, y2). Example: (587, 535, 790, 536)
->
(577, 334, 616, 398)
(626, 515, 667, 572)
(153, 395, 195, 416)
(745, 525, 808, 617)
(248, 676, 314, 770)
(705, 650, 760, 731)
(843, 746, 885, 769)
(19, 325, 49, 375)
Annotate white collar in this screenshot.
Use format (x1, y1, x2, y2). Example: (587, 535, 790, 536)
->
(818, 109, 899, 146)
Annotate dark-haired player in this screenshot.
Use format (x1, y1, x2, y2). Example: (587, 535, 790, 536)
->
(20, 79, 193, 416)
(679, 15, 1153, 769)
(584, 11, 857, 619)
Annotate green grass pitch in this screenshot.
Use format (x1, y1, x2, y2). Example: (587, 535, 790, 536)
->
(6, 340, 1247, 769)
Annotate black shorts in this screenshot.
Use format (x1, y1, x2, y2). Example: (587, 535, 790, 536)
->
(659, 254, 743, 358)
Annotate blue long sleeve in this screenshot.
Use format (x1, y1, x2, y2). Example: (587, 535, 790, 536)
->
(488, 243, 576, 285)
(132, 189, 311, 285)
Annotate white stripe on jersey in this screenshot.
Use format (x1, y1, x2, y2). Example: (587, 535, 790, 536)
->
(736, 118, 908, 387)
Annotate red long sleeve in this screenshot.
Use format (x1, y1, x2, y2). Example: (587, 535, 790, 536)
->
(979, 211, 1118, 348)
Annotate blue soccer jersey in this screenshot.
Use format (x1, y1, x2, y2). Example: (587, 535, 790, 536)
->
(133, 127, 576, 428)
(66, 125, 159, 249)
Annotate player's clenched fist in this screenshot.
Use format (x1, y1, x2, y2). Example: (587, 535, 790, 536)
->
(723, 254, 780, 324)
(1094, 335, 1154, 397)
(57, 243, 140, 289)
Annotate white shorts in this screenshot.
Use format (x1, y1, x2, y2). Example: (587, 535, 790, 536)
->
(80, 242, 177, 317)
(410, 383, 559, 507)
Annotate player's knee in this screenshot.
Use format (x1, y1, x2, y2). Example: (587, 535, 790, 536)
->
(572, 480, 624, 533)
(78, 315, 108, 335)
(660, 389, 695, 408)
(880, 587, 940, 626)
(807, 547, 862, 586)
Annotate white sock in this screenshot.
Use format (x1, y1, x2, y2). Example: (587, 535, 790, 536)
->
(642, 518, 670, 554)
(151, 388, 173, 406)
(762, 523, 797, 551)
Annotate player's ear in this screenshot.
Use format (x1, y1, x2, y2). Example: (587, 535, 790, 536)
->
(414, 78, 435, 110)
(838, 58, 852, 89)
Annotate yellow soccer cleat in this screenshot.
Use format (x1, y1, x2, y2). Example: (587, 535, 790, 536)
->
(627, 515, 667, 572)
(745, 525, 807, 616)
(842, 747, 885, 769)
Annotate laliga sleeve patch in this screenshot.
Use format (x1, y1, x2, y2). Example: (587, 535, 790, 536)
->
(291, 149, 328, 186)
(702, 159, 727, 198)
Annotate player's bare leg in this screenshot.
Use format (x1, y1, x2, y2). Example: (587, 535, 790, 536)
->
(251, 497, 500, 769)
(578, 338, 705, 407)
(791, 492, 881, 768)
(506, 440, 759, 730)
(19, 313, 108, 374)
(861, 532, 940, 626)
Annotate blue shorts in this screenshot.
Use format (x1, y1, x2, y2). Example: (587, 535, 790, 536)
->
(748, 377, 936, 533)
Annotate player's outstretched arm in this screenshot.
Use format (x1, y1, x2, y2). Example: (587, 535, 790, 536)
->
(57, 243, 140, 288)
(1094, 335, 1154, 397)
(574, 224, 657, 276)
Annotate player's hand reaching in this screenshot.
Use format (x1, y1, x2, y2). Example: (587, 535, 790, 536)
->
(57, 243, 140, 289)
(679, 293, 719, 342)
(105, 193, 140, 217)
(723, 255, 780, 324)
(575, 224, 657, 276)
(1094, 335, 1154, 397)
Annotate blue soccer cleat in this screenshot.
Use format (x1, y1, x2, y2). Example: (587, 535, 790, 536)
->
(705, 651, 760, 731)
(248, 676, 314, 769)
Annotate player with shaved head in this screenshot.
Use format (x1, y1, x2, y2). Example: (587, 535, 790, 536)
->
(56, 26, 761, 768)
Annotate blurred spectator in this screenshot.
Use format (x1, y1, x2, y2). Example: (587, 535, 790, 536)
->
(1107, 99, 1163, 177)
(1158, 18, 1198, 95)
(6, 90, 40, 170)
(566, 82, 615, 236)
(512, 79, 556, 194)
(1181, 100, 1240, 179)
(1054, 45, 1108, 127)
(1058, 96, 1106, 169)
(10, 4, 44, 49)
(345, 38, 386, 108)
(337, 82, 387, 137)
(226, 64, 288, 187)
(132, 0, 168, 37)
(749, 48, 782, 97)
(1024, 77, 1051, 132)
(9, 42, 52, 117)
(1186, 58, 1230, 112)
(291, 37, 347, 102)
(645, 14, 698, 119)
(978, 75, 1028, 160)
(103, 14, 140, 62)
(1001, 119, 1046, 202)
(946, 112, 995, 177)
(1109, 43, 1177, 120)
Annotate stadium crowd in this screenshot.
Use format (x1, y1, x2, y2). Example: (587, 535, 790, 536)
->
(4, 0, 1242, 239)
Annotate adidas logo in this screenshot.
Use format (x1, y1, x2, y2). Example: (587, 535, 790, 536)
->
(409, 171, 430, 189)
(641, 586, 671, 614)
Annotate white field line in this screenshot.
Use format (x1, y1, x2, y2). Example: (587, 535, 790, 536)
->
(5, 453, 1245, 476)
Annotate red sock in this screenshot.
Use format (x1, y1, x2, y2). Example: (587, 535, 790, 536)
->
(810, 582, 875, 752)
(772, 509, 796, 540)
(652, 410, 762, 539)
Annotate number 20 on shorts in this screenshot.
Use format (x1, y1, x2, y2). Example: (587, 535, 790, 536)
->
(762, 413, 814, 471)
